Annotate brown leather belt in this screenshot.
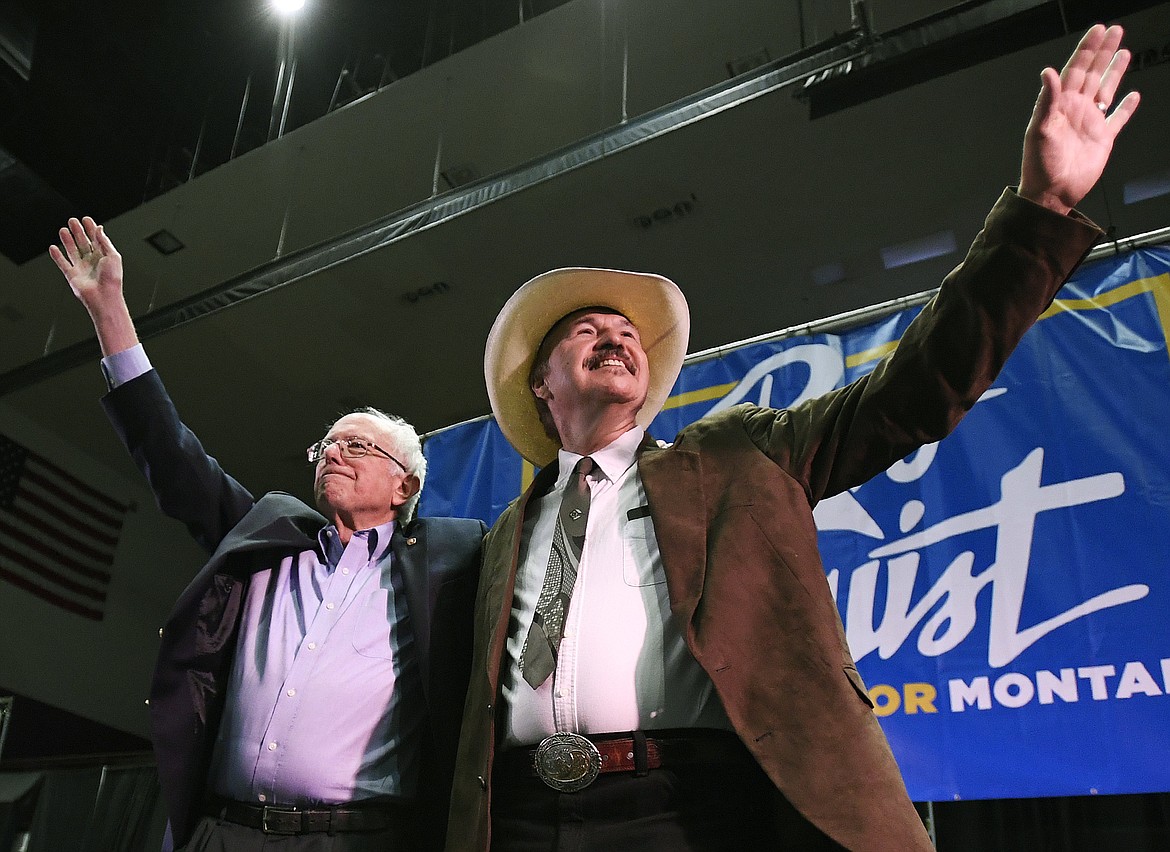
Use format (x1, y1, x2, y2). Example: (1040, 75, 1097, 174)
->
(497, 729, 750, 792)
(207, 798, 406, 835)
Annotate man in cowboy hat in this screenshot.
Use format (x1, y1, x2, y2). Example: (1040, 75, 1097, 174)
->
(448, 25, 1139, 852)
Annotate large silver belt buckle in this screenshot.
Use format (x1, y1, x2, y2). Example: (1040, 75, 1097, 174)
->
(533, 732, 601, 792)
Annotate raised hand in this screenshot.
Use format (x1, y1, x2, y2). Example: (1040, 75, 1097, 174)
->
(49, 216, 124, 306)
(48, 216, 138, 357)
(1019, 24, 1141, 215)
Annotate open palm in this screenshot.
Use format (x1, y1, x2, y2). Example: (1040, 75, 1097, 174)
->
(49, 216, 123, 304)
(1019, 25, 1141, 213)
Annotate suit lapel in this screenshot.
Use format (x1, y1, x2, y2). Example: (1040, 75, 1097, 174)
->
(638, 439, 707, 624)
(169, 494, 321, 626)
(393, 520, 433, 702)
(211, 493, 323, 562)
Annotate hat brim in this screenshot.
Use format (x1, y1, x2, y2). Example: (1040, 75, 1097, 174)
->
(485, 267, 690, 467)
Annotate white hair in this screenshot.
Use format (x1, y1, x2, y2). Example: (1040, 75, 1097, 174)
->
(341, 406, 427, 521)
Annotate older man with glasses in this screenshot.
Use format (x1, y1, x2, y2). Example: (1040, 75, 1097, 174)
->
(50, 220, 486, 852)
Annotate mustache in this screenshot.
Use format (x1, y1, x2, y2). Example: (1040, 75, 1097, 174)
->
(586, 350, 634, 372)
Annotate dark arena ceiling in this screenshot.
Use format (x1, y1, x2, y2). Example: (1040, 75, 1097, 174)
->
(0, 0, 1167, 506)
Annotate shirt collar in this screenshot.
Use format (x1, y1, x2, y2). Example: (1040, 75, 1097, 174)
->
(317, 518, 398, 569)
(555, 426, 644, 487)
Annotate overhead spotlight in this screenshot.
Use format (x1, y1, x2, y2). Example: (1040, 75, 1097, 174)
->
(271, 0, 306, 15)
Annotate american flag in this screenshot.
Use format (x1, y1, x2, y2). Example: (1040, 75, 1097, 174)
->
(0, 433, 128, 621)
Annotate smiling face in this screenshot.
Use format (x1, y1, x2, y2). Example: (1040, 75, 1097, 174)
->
(312, 413, 417, 529)
(530, 308, 651, 435)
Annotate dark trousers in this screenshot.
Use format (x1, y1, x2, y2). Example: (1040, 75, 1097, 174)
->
(179, 812, 421, 852)
(490, 744, 847, 851)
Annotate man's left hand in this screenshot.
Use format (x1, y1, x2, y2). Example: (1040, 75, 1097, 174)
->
(1019, 24, 1140, 215)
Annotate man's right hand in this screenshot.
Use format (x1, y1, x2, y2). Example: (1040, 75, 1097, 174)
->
(49, 216, 139, 358)
(49, 216, 124, 307)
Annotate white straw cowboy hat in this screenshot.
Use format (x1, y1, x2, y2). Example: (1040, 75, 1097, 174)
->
(485, 267, 690, 467)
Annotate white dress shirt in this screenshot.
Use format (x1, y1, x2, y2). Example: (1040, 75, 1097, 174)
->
(503, 427, 731, 746)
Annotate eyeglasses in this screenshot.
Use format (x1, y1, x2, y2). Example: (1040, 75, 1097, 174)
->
(306, 437, 408, 472)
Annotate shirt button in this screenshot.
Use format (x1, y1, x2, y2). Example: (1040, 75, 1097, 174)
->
(268, 742, 278, 751)
(286, 689, 296, 697)
(325, 602, 335, 611)
(307, 642, 317, 650)
(342, 568, 350, 575)
(555, 690, 564, 698)
(258, 794, 267, 802)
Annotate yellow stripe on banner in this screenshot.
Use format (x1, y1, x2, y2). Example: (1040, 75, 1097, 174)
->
(1040, 272, 1170, 362)
(845, 273, 1170, 370)
(846, 340, 900, 370)
(662, 382, 738, 411)
(1149, 274, 1170, 355)
(1038, 278, 1153, 319)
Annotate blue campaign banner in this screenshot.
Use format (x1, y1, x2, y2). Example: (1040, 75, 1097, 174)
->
(420, 246, 1170, 801)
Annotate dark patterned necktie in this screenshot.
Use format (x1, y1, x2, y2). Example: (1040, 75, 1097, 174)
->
(521, 456, 594, 688)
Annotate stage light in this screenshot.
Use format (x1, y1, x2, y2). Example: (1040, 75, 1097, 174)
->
(1123, 171, 1170, 205)
(880, 230, 956, 271)
(271, 0, 306, 15)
